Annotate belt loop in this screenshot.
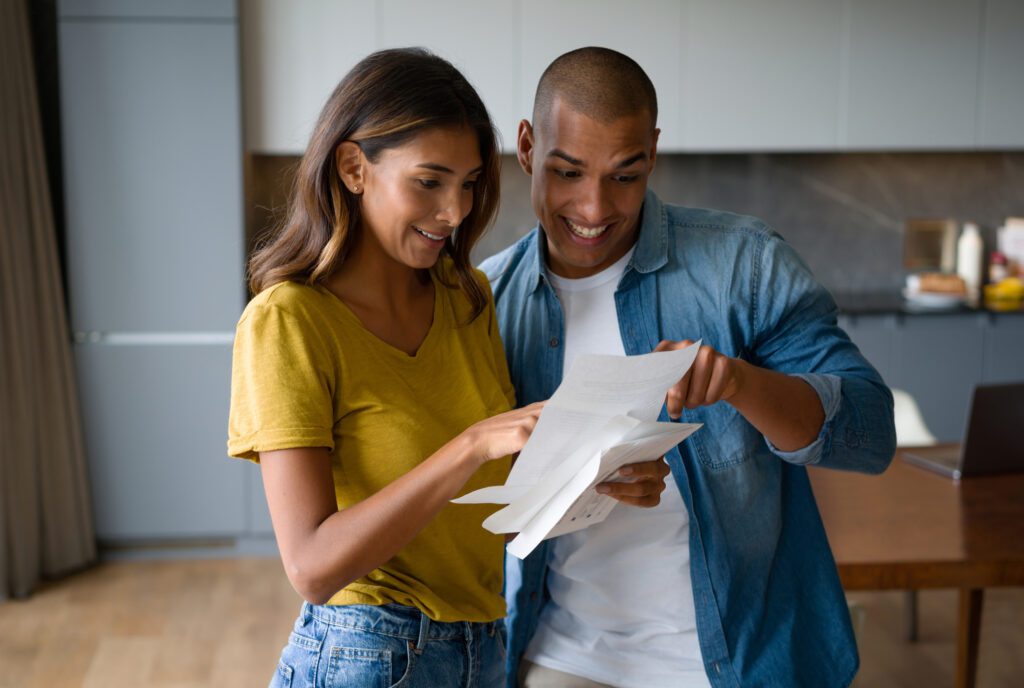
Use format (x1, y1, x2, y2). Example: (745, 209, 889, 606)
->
(413, 612, 430, 655)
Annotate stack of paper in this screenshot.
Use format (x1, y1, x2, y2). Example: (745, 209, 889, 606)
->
(454, 342, 703, 559)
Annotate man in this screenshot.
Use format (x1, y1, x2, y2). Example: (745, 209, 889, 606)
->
(480, 47, 895, 688)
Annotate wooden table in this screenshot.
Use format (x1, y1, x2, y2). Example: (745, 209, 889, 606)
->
(809, 454, 1024, 688)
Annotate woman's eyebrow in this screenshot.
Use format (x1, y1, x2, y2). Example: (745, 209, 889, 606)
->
(415, 163, 483, 175)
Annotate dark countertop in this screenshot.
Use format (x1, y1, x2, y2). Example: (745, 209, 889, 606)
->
(832, 291, 1024, 316)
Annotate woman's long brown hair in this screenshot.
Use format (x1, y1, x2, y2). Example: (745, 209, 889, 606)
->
(248, 48, 499, 320)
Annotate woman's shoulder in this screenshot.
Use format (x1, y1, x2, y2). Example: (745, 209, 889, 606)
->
(239, 280, 327, 326)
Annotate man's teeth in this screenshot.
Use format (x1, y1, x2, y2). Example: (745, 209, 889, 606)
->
(566, 219, 609, 239)
(415, 227, 445, 241)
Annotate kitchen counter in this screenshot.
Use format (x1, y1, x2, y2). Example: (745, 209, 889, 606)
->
(832, 291, 1024, 316)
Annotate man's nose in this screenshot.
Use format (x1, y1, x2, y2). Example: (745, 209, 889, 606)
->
(577, 178, 613, 224)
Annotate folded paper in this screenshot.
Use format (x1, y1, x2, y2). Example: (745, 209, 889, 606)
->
(454, 342, 704, 558)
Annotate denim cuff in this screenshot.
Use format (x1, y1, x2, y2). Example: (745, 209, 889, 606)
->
(764, 373, 842, 465)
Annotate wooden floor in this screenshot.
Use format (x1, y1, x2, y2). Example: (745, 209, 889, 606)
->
(0, 559, 1021, 687)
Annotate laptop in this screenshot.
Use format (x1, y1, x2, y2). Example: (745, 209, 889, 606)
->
(901, 381, 1024, 480)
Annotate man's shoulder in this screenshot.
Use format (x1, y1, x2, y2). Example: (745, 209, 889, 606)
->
(655, 201, 798, 272)
(662, 202, 777, 243)
(478, 227, 538, 290)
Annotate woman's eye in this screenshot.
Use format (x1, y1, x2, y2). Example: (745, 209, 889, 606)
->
(417, 179, 440, 189)
(462, 179, 478, 190)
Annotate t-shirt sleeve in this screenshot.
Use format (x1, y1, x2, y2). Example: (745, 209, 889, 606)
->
(227, 302, 335, 462)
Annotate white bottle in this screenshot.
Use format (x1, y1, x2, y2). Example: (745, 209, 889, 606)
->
(956, 222, 983, 306)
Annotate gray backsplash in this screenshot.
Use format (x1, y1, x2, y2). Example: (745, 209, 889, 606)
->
(476, 153, 1024, 294)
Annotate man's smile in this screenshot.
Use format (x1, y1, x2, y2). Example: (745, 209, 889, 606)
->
(563, 216, 612, 240)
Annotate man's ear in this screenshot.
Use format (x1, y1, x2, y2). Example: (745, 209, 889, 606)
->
(516, 119, 535, 176)
(335, 141, 366, 194)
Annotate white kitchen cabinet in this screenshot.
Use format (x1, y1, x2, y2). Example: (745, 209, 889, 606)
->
(74, 344, 246, 540)
(681, 0, 844, 151)
(518, 0, 685, 151)
(376, 1, 522, 152)
(978, 0, 1024, 148)
(242, 0, 686, 153)
(842, 0, 982, 150)
(241, 1, 1021, 153)
(241, 0, 376, 154)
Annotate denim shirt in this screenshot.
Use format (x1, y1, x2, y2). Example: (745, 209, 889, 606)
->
(479, 189, 895, 688)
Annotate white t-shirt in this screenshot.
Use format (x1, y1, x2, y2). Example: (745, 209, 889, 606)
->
(525, 248, 710, 688)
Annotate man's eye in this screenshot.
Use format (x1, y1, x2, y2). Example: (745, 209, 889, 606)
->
(615, 174, 640, 184)
(555, 169, 580, 179)
(417, 179, 440, 189)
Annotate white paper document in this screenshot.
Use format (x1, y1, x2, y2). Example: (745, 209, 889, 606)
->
(453, 342, 703, 559)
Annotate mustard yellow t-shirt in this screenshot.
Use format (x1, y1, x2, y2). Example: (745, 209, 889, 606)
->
(227, 263, 515, 622)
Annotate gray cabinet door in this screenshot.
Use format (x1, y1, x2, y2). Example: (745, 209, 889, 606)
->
(59, 18, 244, 332)
(983, 316, 1024, 383)
(843, 0, 982, 149)
(838, 314, 894, 386)
(74, 343, 245, 540)
(889, 314, 986, 442)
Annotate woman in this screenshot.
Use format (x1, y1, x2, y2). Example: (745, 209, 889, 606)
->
(228, 48, 541, 687)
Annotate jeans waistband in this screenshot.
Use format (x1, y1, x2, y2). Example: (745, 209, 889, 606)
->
(302, 602, 503, 644)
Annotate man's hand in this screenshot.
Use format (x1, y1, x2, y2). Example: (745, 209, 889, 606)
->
(655, 339, 826, 452)
(655, 339, 745, 419)
(595, 457, 671, 508)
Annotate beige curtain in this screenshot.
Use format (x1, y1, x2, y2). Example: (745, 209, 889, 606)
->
(0, 0, 96, 601)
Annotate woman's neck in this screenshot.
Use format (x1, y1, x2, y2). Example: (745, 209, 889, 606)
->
(325, 233, 431, 315)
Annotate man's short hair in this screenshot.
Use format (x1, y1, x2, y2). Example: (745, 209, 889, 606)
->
(533, 47, 658, 129)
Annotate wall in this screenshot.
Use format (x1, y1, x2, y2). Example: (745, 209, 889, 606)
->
(251, 152, 1024, 295)
(480, 153, 1024, 293)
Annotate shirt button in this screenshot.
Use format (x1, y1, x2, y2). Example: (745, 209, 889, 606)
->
(549, 337, 559, 348)
(712, 661, 721, 674)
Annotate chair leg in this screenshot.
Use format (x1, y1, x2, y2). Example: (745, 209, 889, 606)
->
(902, 590, 918, 642)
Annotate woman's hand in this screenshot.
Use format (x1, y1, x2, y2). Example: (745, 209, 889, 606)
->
(262, 400, 544, 603)
(461, 401, 545, 465)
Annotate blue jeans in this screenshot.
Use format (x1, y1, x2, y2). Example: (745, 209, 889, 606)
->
(270, 602, 507, 688)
